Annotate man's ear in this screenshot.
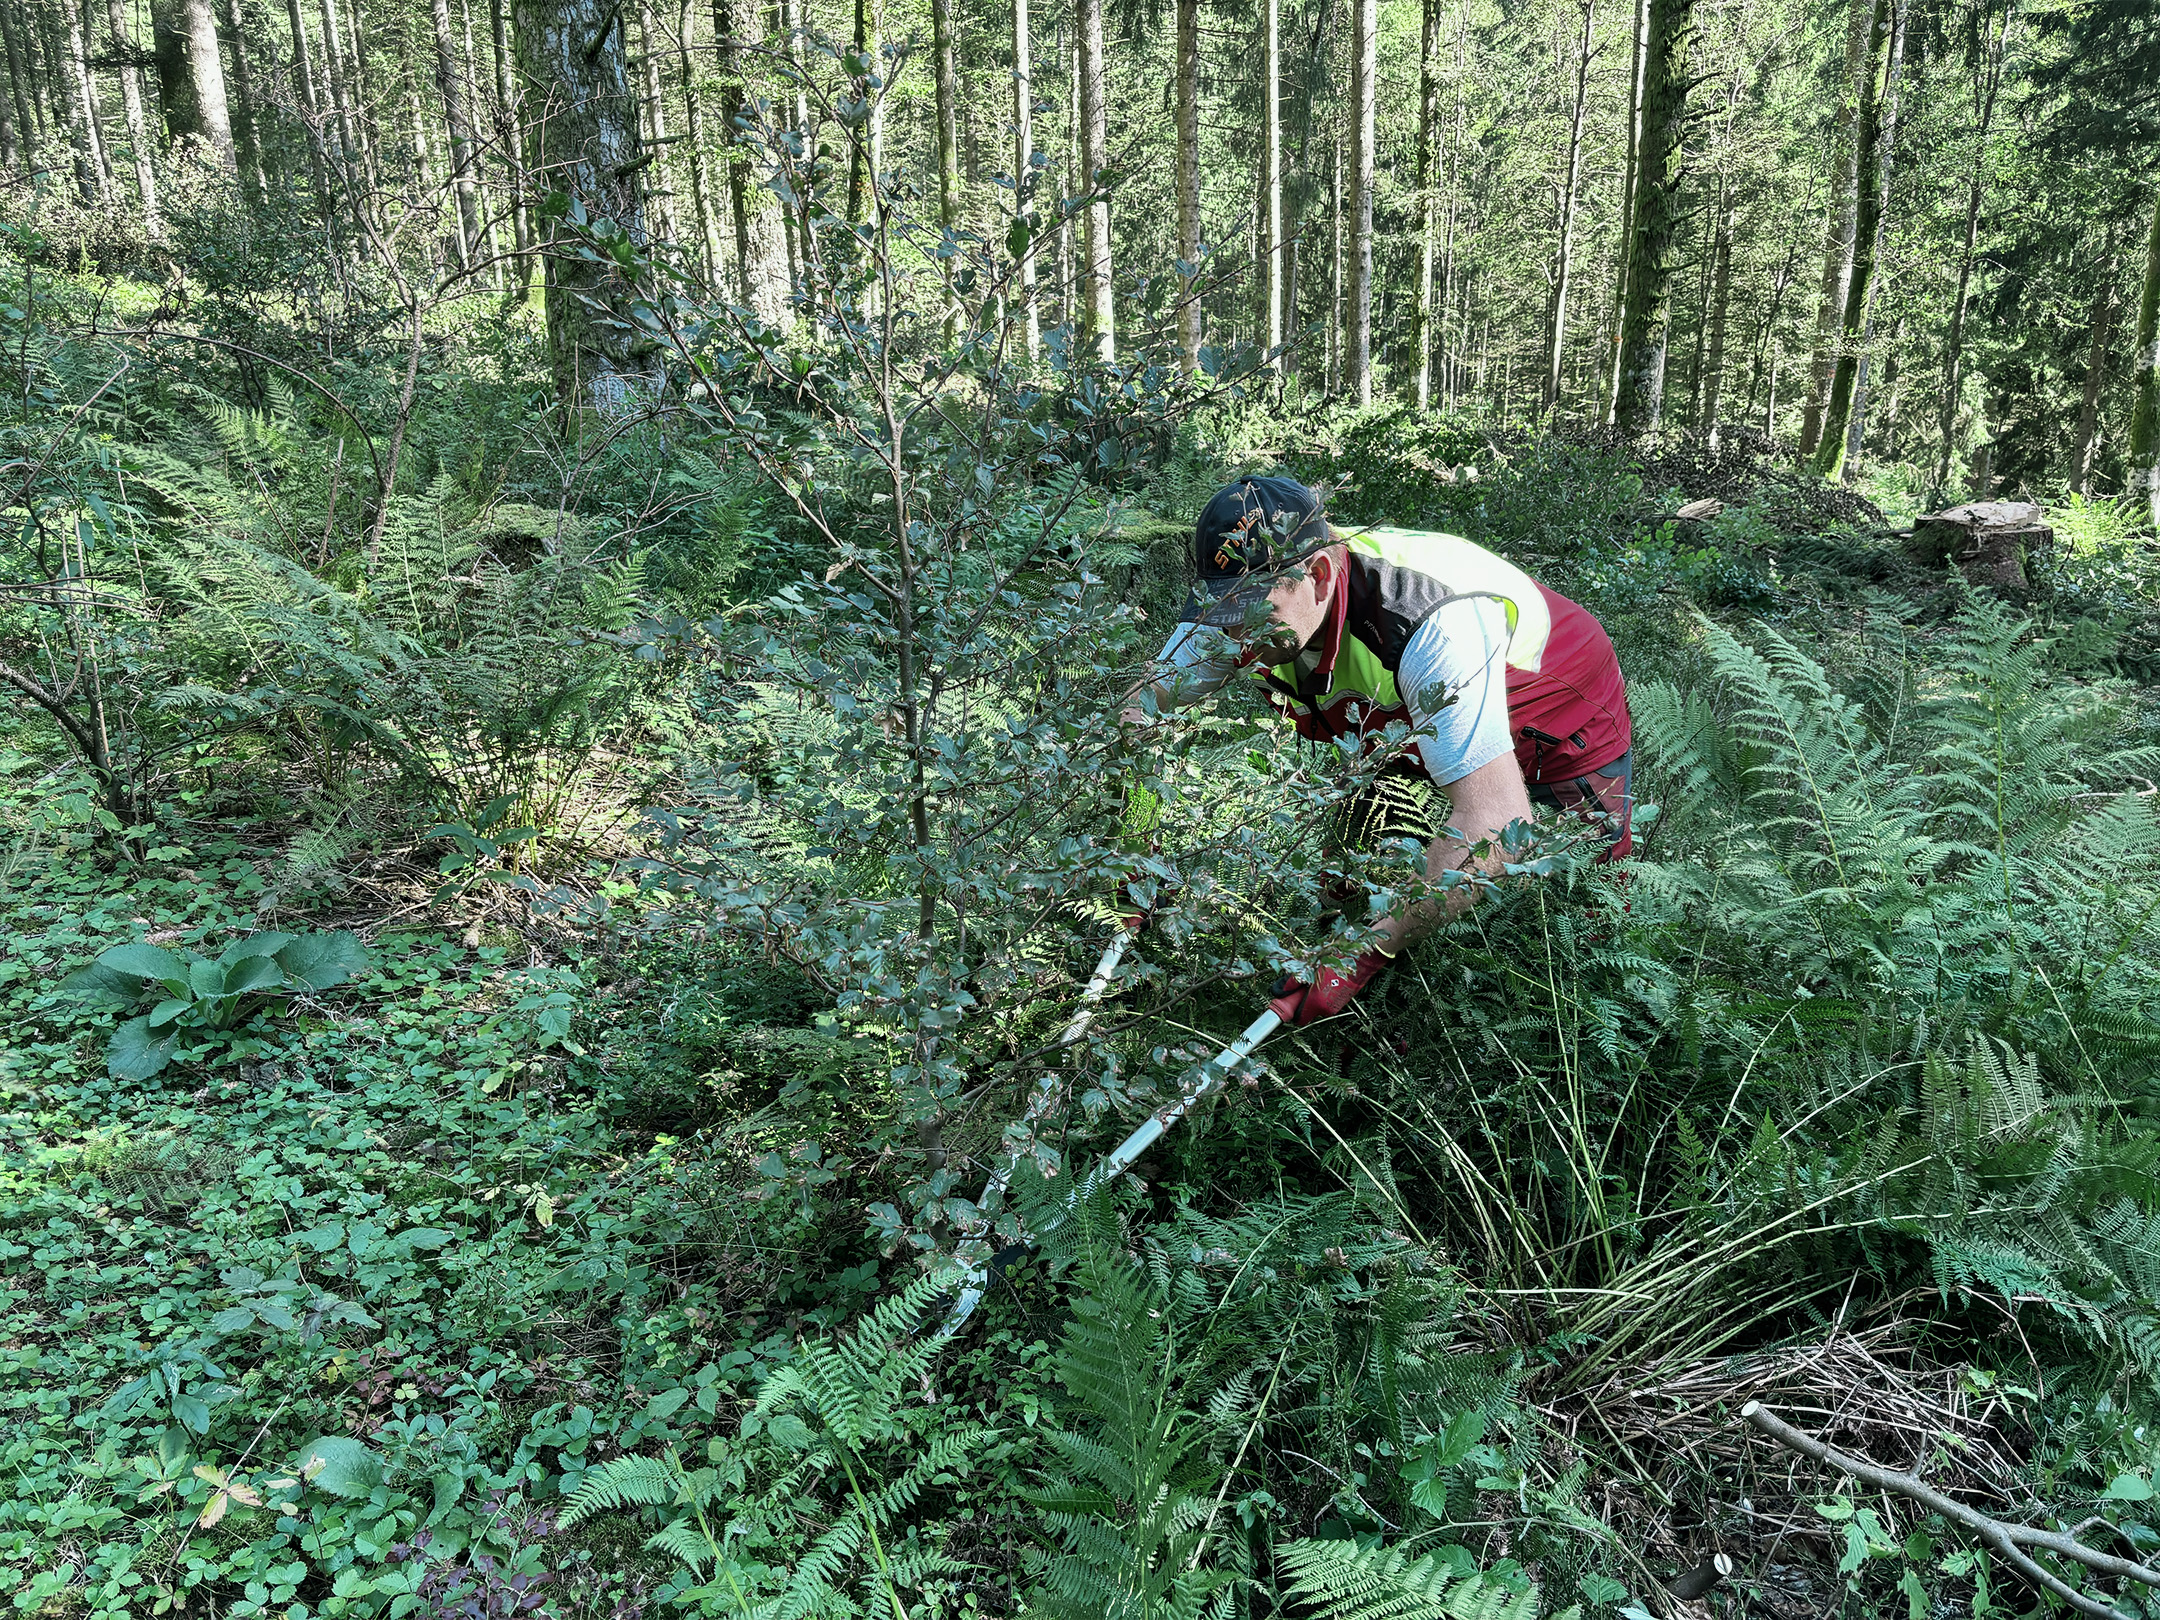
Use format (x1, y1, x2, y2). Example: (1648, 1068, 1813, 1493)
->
(1309, 547, 1337, 599)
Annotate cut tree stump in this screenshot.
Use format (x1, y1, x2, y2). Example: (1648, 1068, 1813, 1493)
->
(1908, 499, 2052, 589)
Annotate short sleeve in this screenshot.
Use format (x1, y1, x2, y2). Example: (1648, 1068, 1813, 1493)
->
(1396, 595, 1515, 787)
(1149, 622, 1242, 709)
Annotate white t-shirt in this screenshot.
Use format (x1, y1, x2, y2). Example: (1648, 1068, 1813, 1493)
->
(1152, 591, 1515, 787)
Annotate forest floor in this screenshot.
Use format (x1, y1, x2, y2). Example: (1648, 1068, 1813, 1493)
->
(7, 401, 2160, 1620)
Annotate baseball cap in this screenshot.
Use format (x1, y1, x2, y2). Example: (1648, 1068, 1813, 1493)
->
(1179, 476, 1332, 628)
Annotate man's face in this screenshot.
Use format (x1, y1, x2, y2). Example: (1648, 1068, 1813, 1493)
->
(1227, 550, 1334, 659)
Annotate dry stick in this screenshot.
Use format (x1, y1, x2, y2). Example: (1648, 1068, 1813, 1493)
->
(1742, 1402, 2156, 1619)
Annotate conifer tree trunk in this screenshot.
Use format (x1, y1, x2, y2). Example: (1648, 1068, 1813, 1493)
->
(489, 0, 532, 295)
(1174, 0, 1199, 371)
(0, 6, 34, 166)
(1061, 21, 1075, 332)
(931, 0, 959, 338)
(632, 0, 678, 247)
(2130, 186, 2160, 529)
(845, 0, 874, 221)
(58, 0, 107, 203)
(717, 0, 787, 324)
(428, 0, 484, 263)
(0, 41, 17, 171)
(1412, 0, 1440, 408)
(154, 0, 237, 165)
(1543, 0, 1592, 417)
(345, 0, 384, 195)
(1700, 187, 1735, 441)
(514, 0, 660, 415)
(677, 0, 722, 283)
(1328, 119, 1341, 393)
(1603, 0, 1647, 423)
(1932, 0, 2011, 494)
(316, 0, 363, 194)
(1346, 0, 1376, 403)
(1800, 0, 1871, 453)
(111, 0, 163, 231)
(1260, 0, 1281, 358)
(1012, 0, 1039, 362)
(2071, 268, 2116, 496)
(1813, 0, 1903, 480)
(1610, 0, 1694, 434)
(1076, 0, 1111, 360)
(221, 0, 267, 196)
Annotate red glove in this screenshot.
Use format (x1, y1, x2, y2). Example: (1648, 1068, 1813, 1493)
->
(1269, 947, 1393, 1026)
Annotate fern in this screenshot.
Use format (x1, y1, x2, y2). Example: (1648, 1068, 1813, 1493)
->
(1275, 1539, 1554, 1620)
(565, 1276, 992, 1618)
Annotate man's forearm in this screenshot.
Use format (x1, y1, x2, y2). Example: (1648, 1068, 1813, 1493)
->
(1371, 830, 1503, 956)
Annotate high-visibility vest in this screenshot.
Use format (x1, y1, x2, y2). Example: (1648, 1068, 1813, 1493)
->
(1256, 526, 1630, 785)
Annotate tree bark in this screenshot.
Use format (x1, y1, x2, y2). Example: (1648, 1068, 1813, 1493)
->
(1543, 0, 1592, 417)
(221, 0, 267, 196)
(1700, 186, 1735, 442)
(428, 0, 485, 264)
(58, 0, 108, 202)
(1412, 0, 1440, 408)
(0, 33, 18, 171)
(0, 5, 35, 166)
(1012, 0, 1038, 363)
(1346, 0, 1376, 403)
(1799, 0, 1871, 453)
(489, 0, 532, 296)
(107, 0, 158, 227)
(932, 0, 960, 339)
(316, 0, 363, 196)
(632, 0, 678, 248)
(1260, 0, 1282, 359)
(1076, 0, 1112, 360)
(845, 0, 874, 221)
(1603, 0, 1648, 423)
(340, 0, 382, 196)
(1174, 0, 1199, 371)
(2130, 185, 2160, 529)
(1611, 0, 1695, 435)
(281, 0, 336, 215)
(2071, 266, 2117, 496)
(514, 0, 661, 415)
(1813, 0, 1904, 480)
(677, 0, 722, 282)
(153, 0, 236, 166)
(1328, 118, 1341, 393)
(717, 0, 787, 325)
(1932, 0, 2012, 494)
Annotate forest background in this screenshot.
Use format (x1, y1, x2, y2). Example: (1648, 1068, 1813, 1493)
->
(5, 0, 2160, 1615)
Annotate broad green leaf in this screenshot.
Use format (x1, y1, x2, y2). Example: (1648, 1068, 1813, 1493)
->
(107, 1016, 178, 1080)
(209, 1307, 257, 1334)
(275, 931, 371, 991)
(646, 1387, 690, 1418)
(145, 998, 191, 1029)
(295, 1436, 383, 1498)
(188, 958, 225, 999)
(219, 932, 296, 966)
(221, 955, 286, 998)
(172, 1394, 211, 1434)
(2104, 1473, 2155, 1501)
(58, 962, 146, 1007)
(95, 943, 186, 983)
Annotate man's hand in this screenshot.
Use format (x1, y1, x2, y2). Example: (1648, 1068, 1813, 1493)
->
(1269, 947, 1393, 1026)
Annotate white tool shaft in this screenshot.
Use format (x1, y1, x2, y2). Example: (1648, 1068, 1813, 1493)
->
(937, 1000, 1279, 1339)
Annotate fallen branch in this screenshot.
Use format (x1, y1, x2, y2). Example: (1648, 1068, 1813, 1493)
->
(1743, 1401, 2155, 1620)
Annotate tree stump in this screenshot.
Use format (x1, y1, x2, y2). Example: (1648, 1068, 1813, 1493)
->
(1908, 500, 2052, 589)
